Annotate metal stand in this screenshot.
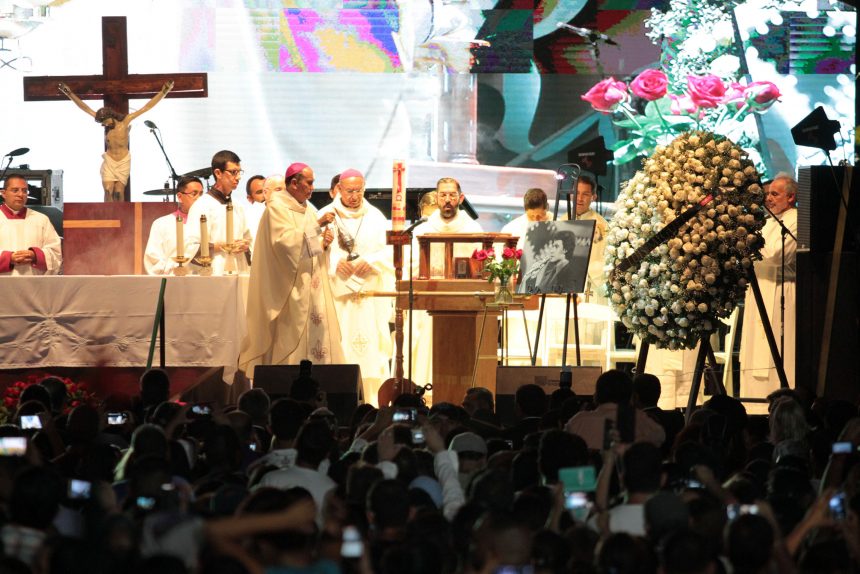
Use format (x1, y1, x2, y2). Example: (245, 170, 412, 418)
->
(531, 163, 583, 368)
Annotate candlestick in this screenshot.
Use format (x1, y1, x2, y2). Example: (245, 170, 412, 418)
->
(226, 202, 234, 246)
(392, 160, 406, 231)
(200, 215, 210, 258)
(175, 213, 184, 258)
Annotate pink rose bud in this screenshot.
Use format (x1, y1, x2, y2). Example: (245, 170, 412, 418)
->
(581, 77, 628, 113)
(669, 94, 698, 115)
(745, 81, 781, 110)
(630, 69, 669, 101)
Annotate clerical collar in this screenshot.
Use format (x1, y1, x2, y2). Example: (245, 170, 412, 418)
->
(208, 188, 232, 205)
(0, 204, 26, 219)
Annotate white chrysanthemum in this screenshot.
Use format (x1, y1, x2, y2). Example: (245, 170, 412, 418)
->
(604, 131, 766, 349)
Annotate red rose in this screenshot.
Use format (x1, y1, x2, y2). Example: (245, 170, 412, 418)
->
(472, 249, 488, 261)
(630, 69, 668, 101)
(515, 249, 523, 259)
(4, 397, 15, 407)
(686, 75, 726, 109)
(502, 247, 516, 259)
(71, 400, 80, 408)
(14, 382, 25, 389)
(581, 78, 628, 113)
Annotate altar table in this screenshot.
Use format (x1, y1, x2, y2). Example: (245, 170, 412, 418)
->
(0, 276, 246, 383)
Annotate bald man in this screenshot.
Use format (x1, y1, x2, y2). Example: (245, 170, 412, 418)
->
(239, 163, 344, 377)
(318, 169, 393, 406)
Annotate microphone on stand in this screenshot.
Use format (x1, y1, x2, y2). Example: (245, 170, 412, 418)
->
(400, 217, 427, 235)
(556, 22, 618, 46)
(144, 120, 158, 131)
(4, 148, 30, 157)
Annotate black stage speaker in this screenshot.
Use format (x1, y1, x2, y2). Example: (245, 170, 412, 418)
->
(495, 366, 602, 426)
(253, 364, 362, 425)
(796, 252, 860, 402)
(797, 166, 860, 252)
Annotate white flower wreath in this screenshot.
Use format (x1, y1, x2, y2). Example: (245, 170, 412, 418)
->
(605, 131, 766, 350)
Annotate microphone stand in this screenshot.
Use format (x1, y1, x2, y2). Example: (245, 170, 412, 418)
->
(148, 126, 179, 197)
(0, 156, 14, 189)
(761, 203, 796, 361)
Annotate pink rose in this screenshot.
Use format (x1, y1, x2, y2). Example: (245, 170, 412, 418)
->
(581, 78, 628, 113)
(669, 94, 698, 115)
(744, 81, 781, 110)
(686, 75, 726, 108)
(630, 69, 668, 101)
(472, 249, 488, 261)
(722, 82, 747, 106)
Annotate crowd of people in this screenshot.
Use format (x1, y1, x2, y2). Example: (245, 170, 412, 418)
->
(0, 367, 855, 574)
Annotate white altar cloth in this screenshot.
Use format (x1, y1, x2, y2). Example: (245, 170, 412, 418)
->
(0, 276, 246, 383)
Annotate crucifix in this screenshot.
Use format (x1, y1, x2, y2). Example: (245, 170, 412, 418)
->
(23, 16, 208, 202)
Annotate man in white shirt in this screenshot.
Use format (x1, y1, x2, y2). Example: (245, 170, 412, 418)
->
(574, 174, 608, 303)
(185, 150, 252, 275)
(319, 169, 393, 406)
(143, 176, 203, 275)
(740, 173, 797, 398)
(0, 174, 62, 275)
(500, 188, 550, 250)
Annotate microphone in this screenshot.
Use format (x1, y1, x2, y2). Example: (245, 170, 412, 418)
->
(400, 217, 427, 235)
(556, 22, 618, 46)
(144, 120, 158, 130)
(5, 147, 29, 157)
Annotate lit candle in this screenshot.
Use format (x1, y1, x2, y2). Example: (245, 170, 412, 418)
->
(200, 214, 210, 258)
(226, 202, 234, 246)
(392, 159, 406, 231)
(175, 213, 184, 257)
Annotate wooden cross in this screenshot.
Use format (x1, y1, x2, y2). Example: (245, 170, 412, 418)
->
(22, 16, 208, 201)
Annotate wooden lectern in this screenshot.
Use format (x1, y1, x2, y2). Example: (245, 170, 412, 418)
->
(64, 202, 176, 274)
(400, 233, 523, 405)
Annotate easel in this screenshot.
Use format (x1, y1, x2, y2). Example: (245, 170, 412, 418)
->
(531, 164, 585, 368)
(634, 268, 789, 421)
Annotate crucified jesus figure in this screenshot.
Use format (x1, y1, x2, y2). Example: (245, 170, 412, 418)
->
(58, 81, 174, 202)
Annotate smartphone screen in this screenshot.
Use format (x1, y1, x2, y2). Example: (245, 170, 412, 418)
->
(68, 479, 92, 500)
(833, 441, 853, 454)
(20, 415, 42, 430)
(411, 428, 425, 445)
(341, 525, 363, 559)
(830, 491, 847, 520)
(107, 412, 128, 426)
(393, 408, 416, 423)
(0, 437, 27, 456)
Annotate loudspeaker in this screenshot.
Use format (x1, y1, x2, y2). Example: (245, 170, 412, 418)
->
(797, 166, 860, 252)
(796, 252, 860, 401)
(495, 366, 602, 426)
(253, 364, 362, 425)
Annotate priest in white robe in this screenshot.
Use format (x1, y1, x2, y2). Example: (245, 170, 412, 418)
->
(143, 176, 204, 275)
(740, 174, 797, 399)
(0, 174, 62, 275)
(319, 169, 393, 406)
(244, 175, 267, 255)
(407, 178, 483, 393)
(239, 163, 344, 380)
(185, 150, 252, 276)
(574, 174, 608, 304)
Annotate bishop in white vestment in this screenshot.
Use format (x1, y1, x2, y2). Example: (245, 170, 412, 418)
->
(0, 175, 62, 276)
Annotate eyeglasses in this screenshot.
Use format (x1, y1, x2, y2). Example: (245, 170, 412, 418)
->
(222, 169, 244, 178)
(178, 190, 202, 197)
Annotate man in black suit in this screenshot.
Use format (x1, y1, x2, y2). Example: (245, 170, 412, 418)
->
(633, 372, 684, 455)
